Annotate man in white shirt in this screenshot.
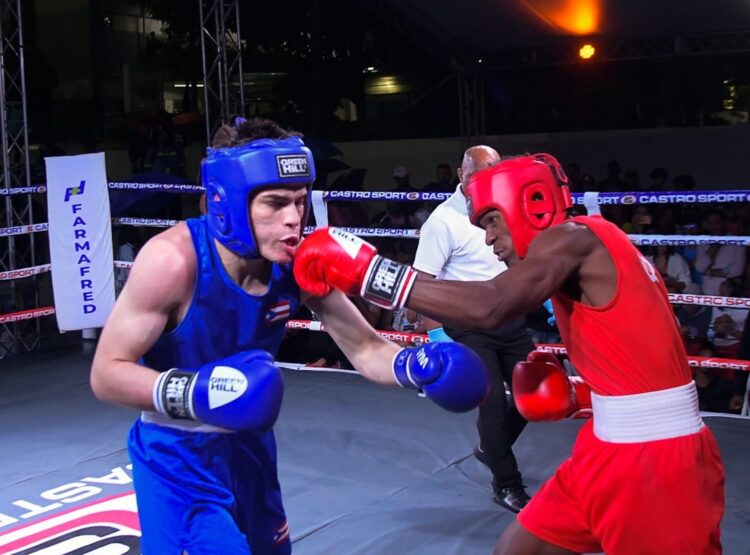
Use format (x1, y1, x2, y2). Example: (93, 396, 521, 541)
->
(695, 211, 746, 296)
(413, 146, 535, 513)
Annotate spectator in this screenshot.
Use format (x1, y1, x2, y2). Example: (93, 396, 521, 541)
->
(709, 279, 746, 358)
(730, 315, 750, 414)
(374, 200, 424, 230)
(565, 162, 582, 192)
(648, 167, 669, 191)
(724, 206, 743, 236)
(676, 283, 711, 354)
(325, 169, 369, 227)
(423, 162, 455, 212)
(602, 204, 630, 231)
(392, 165, 420, 215)
(597, 160, 625, 192)
(676, 215, 703, 285)
(628, 205, 653, 234)
(646, 244, 692, 293)
(694, 342, 735, 413)
(423, 162, 453, 194)
(624, 169, 640, 190)
(129, 123, 153, 174)
(114, 227, 141, 295)
(276, 305, 348, 369)
(525, 303, 560, 345)
(392, 305, 426, 335)
(579, 173, 595, 192)
(653, 206, 678, 235)
(145, 127, 185, 177)
(742, 260, 750, 298)
(369, 166, 429, 227)
(694, 211, 747, 295)
(673, 174, 696, 191)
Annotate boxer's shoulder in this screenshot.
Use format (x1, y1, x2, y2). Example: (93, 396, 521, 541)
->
(126, 223, 196, 307)
(140, 223, 196, 271)
(528, 221, 598, 260)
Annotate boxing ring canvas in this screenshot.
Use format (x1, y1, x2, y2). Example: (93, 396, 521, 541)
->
(1, 344, 748, 554)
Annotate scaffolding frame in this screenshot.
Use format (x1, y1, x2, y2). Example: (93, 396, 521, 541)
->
(198, 0, 245, 144)
(0, 0, 38, 357)
(457, 70, 486, 154)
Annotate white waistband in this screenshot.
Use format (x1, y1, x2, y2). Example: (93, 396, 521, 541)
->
(592, 381, 704, 443)
(140, 411, 233, 434)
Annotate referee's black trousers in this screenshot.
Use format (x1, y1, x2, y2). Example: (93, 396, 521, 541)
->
(445, 318, 534, 489)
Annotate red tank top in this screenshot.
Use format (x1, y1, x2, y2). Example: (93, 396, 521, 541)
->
(551, 215, 691, 395)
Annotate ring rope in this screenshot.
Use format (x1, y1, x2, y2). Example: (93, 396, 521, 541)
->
(3, 259, 750, 309)
(1, 308, 746, 373)
(5, 181, 750, 204)
(5, 219, 750, 248)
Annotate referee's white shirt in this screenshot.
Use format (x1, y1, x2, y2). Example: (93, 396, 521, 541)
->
(413, 184, 507, 280)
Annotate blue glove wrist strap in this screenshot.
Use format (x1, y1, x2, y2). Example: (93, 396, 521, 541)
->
(154, 369, 197, 420)
(392, 348, 418, 389)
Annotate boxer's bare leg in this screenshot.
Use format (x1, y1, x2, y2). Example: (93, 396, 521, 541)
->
(493, 519, 579, 555)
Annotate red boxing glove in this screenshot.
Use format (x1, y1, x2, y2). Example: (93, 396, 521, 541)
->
(512, 350, 592, 421)
(294, 228, 417, 309)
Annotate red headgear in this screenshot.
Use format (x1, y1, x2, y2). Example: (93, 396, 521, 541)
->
(465, 153, 573, 259)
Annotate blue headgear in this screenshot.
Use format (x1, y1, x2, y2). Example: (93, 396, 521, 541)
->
(202, 136, 316, 257)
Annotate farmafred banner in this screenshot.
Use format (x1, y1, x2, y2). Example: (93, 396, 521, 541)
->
(46, 153, 115, 331)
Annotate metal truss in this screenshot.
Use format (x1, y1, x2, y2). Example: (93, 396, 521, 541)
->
(490, 30, 750, 69)
(457, 71, 486, 154)
(198, 0, 245, 143)
(0, 0, 39, 357)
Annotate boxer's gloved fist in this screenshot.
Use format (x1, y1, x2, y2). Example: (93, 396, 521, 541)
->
(393, 342, 490, 413)
(294, 227, 417, 309)
(512, 350, 591, 421)
(153, 349, 283, 431)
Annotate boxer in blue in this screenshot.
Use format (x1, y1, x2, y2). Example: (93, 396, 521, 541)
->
(90, 117, 490, 555)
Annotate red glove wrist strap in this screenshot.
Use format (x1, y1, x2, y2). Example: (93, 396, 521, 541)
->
(361, 256, 417, 310)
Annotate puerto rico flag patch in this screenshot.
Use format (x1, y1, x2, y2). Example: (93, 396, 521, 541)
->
(266, 300, 292, 323)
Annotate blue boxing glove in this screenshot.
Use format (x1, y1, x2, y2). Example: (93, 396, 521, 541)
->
(393, 342, 489, 412)
(543, 299, 556, 326)
(427, 326, 454, 343)
(153, 349, 283, 431)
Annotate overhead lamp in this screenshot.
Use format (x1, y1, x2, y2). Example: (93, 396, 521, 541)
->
(579, 43, 595, 60)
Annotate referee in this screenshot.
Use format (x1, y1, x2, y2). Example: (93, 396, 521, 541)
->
(413, 146, 534, 513)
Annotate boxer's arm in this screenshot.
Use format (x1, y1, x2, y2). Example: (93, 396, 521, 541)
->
(304, 290, 489, 412)
(693, 245, 713, 273)
(303, 290, 401, 385)
(407, 223, 590, 330)
(415, 271, 452, 341)
(91, 228, 194, 410)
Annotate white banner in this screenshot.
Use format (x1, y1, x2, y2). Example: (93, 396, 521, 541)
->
(46, 153, 115, 331)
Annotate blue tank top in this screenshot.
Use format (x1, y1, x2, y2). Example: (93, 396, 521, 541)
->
(143, 216, 300, 372)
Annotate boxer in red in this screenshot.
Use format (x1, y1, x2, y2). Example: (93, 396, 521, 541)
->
(294, 154, 725, 554)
